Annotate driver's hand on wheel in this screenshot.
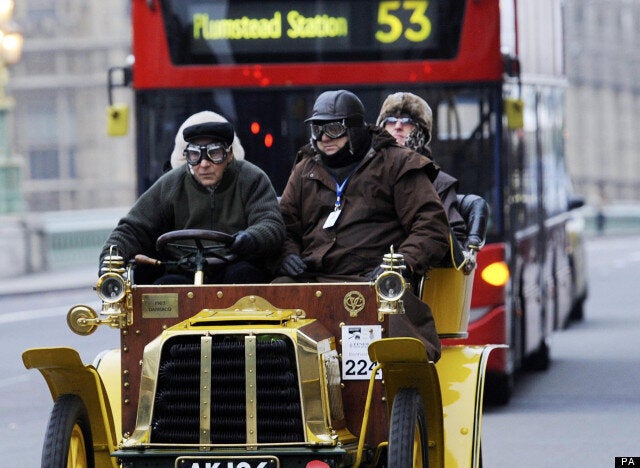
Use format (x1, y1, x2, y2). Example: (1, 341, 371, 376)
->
(279, 254, 307, 277)
(230, 230, 258, 256)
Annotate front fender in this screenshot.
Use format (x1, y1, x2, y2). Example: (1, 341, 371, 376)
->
(22, 347, 119, 468)
(367, 339, 501, 468)
(368, 337, 445, 468)
(436, 344, 502, 468)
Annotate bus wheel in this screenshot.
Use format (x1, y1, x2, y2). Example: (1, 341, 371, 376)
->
(524, 339, 550, 371)
(388, 388, 429, 468)
(484, 371, 513, 406)
(568, 298, 585, 322)
(42, 394, 94, 468)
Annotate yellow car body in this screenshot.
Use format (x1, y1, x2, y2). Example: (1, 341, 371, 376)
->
(24, 264, 497, 467)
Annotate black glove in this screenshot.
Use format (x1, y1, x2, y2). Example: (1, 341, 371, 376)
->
(230, 230, 258, 256)
(366, 264, 413, 281)
(464, 234, 483, 251)
(279, 254, 307, 277)
(366, 266, 385, 281)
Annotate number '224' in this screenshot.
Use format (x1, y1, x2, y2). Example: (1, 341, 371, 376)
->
(376, 0, 432, 43)
(344, 359, 378, 376)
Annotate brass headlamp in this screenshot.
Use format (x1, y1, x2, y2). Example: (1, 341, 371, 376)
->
(67, 247, 133, 336)
(374, 248, 408, 320)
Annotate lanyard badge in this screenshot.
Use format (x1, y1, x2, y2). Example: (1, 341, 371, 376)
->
(323, 176, 349, 229)
(323, 207, 342, 229)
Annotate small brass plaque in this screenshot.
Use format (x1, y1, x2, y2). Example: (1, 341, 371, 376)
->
(142, 293, 179, 318)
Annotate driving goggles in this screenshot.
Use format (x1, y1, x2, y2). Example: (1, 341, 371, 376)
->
(184, 143, 230, 166)
(310, 120, 348, 140)
(381, 116, 415, 126)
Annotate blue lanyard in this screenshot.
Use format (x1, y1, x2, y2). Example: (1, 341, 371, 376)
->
(330, 165, 358, 210)
(334, 177, 350, 210)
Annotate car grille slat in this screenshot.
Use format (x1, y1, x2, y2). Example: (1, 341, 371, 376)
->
(150, 334, 304, 444)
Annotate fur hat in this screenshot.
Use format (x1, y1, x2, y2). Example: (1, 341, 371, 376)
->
(170, 111, 245, 168)
(376, 92, 433, 144)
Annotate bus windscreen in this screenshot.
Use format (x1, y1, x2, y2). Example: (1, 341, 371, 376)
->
(160, 0, 465, 65)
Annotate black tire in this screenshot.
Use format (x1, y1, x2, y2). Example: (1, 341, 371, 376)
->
(523, 339, 550, 371)
(41, 394, 94, 468)
(568, 297, 585, 322)
(388, 388, 429, 468)
(484, 371, 513, 406)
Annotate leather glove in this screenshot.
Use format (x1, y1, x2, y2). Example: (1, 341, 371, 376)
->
(366, 266, 385, 281)
(464, 234, 483, 251)
(279, 254, 307, 277)
(230, 230, 258, 256)
(367, 263, 414, 281)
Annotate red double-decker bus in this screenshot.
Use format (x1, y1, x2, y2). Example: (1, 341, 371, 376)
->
(114, 0, 581, 404)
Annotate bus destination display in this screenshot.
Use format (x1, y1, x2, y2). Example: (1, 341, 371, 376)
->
(159, 0, 463, 65)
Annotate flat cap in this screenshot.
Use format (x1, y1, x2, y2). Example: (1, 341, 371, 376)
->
(183, 121, 234, 146)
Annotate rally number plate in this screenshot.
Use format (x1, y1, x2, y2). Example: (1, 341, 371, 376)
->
(341, 324, 382, 380)
(175, 455, 279, 468)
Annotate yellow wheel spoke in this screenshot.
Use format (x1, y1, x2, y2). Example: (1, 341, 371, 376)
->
(67, 424, 88, 468)
(413, 422, 424, 468)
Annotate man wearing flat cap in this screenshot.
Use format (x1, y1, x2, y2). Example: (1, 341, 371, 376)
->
(101, 112, 285, 284)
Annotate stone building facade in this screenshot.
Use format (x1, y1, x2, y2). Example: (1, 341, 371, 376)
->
(8, 0, 135, 212)
(564, 0, 640, 203)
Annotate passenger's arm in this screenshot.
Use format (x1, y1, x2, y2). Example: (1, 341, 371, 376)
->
(457, 194, 489, 250)
(278, 167, 305, 257)
(394, 169, 451, 275)
(440, 185, 467, 243)
(100, 182, 172, 265)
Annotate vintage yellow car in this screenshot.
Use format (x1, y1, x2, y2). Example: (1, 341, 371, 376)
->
(23, 196, 496, 468)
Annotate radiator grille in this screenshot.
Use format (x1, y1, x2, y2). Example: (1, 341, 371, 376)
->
(150, 334, 304, 444)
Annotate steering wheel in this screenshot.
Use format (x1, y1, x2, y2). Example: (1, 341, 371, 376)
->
(155, 229, 236, 274)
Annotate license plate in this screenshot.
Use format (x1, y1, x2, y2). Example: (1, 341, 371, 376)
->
(175, 455, 279, 468)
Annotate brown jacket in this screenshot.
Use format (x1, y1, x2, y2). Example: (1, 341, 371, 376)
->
(280, 128, 448, 361)
(280, 127, 450, 279)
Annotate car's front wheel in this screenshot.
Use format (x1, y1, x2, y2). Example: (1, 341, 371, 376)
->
(388, 387, 429, 468)
(42, 394, 94, 468)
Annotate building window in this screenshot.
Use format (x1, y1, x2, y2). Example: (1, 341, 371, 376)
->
(29, 148, 60, 179)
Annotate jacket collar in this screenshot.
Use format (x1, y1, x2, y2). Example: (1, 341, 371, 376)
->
(370, 125, 400, 150)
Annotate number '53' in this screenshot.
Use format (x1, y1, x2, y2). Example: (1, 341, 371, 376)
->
(376, 0, 432, 43)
